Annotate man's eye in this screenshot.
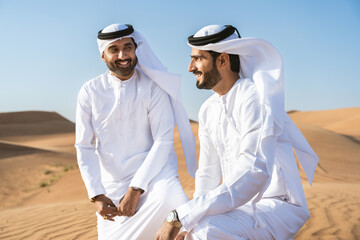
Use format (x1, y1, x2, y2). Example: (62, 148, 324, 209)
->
(109, 48, 118, 53)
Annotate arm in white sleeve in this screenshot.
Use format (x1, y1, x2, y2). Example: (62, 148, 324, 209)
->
(193, 114, 222, 198)
(75, 85, 106, 199)
(129, 84, 174, 192)
(177, 95, 277, 232)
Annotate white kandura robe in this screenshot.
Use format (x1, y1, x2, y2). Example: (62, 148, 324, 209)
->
(75, 68, 188, 239)
(177, 78, 311, 240)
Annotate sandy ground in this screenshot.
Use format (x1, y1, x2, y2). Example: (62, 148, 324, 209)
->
(0, 108, 359, 239)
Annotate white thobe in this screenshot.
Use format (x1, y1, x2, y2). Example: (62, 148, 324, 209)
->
(75, 68, 188, 239)
(177, 78, 310, 240)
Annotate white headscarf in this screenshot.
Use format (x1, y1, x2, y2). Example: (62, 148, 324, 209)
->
(97, 24, 197, 178)
(188, 25, 318, 185)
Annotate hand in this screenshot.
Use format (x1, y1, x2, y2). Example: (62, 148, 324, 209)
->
(117, 187, 142, 217)
(155, 222, 181, 240)
(93, 194, 118, 221)
(175, 231, 187, 240)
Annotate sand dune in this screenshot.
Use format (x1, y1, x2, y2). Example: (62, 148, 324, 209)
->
(0, 111, 74, 140)
(0, 111, 76, 212)
(0, 111, 71, 124)
(289, 109, 360, 239)
(290, 107, 360, 139)
(0, 109, 359, 239)
(0, 140, 50, 159)
(293, 123, 360, 180)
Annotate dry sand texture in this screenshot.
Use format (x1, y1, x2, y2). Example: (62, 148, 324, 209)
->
(0, 108, 359, 239)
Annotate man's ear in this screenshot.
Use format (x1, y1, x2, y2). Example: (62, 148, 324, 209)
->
(101, 52, 106, 63)
(218, 53, 230, 69)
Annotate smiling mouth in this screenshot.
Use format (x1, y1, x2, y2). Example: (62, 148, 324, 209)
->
(193, 71, 202, 80)
(116, 60, 131, 67)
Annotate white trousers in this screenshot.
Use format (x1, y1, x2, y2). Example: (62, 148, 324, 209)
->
(97, 170, 188, 240)
(186, 198, 306, 240)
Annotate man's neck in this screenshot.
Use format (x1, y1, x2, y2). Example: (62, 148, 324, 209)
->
(213, 73, 240, 96)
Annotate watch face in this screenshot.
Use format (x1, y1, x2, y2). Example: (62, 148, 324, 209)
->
(167, 212, 175, 222)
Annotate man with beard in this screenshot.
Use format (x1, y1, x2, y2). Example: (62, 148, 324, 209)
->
(156, 25, 318, 240)
(75, 24, 196, 240)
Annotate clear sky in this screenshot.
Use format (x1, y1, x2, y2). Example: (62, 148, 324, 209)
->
(1, 0, 359, 122)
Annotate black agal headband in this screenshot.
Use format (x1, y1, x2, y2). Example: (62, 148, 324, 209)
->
(188, 25, 241, 46)
(98, 24, 134, 40)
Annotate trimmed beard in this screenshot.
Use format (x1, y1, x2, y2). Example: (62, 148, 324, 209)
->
(105, 56, 138, 79)
(196, 64, 222, 90)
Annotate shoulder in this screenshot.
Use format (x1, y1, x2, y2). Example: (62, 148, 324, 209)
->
(235, 78, 259, 102)
(200, 93, 218, 110)
(137, 69, 154, 91)
(198, 93, 219, 123)
(76, 73, 107, 107)
(233, 79, 262, 121)
(224, 78, 261, 112)
(137, 69, 169, 100)
(79, 72, 108, 96)
(136, 69, 158, 99)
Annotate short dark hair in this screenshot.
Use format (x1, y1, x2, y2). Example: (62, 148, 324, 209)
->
(131, 37, 138, 49)
(208, 50, 240, 73)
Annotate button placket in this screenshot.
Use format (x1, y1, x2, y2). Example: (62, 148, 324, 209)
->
(117, 84, 125, 136)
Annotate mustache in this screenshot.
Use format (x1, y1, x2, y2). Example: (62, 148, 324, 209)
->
(192, 70, 202, 75)
(115, 59, 132, 64)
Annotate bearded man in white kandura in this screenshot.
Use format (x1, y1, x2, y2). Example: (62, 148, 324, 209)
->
(156, 24, 318, 240)
(75, 23, 197, 240)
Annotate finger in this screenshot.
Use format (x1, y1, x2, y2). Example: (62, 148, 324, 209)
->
(123, 208, 136, 217)
(102, 206, 118, 215)
(120, 203, 137, 216)
(102, 214, 115, 222)
(171, 228, 181, 239)
(130, 206, 137, 216)
(175, 231, 187, 240)
(106, 213, 117, 221)
(118, 205, 130, 217)
(175, 235, 185, 240)
(129, 207, 137, 216)
(123, 209, 131, 217)
(117, 207, 123, 216)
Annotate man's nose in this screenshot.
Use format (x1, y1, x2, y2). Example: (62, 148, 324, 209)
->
(118, 50, 127, 59)
(188, 60, 196, 72)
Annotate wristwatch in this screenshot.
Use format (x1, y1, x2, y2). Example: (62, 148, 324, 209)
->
(166, 210, 182, 228)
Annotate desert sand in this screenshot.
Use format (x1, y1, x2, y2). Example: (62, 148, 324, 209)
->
(0, 108, 359, 239)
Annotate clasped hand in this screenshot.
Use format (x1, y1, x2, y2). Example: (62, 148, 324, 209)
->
(94, 187, 141, 221)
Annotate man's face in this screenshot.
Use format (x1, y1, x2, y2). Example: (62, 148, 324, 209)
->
(101, 37, 138, 80)
(188, 48, 222, 90)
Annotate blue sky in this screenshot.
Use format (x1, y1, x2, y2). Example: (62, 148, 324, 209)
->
(0, 0, 359, 122)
